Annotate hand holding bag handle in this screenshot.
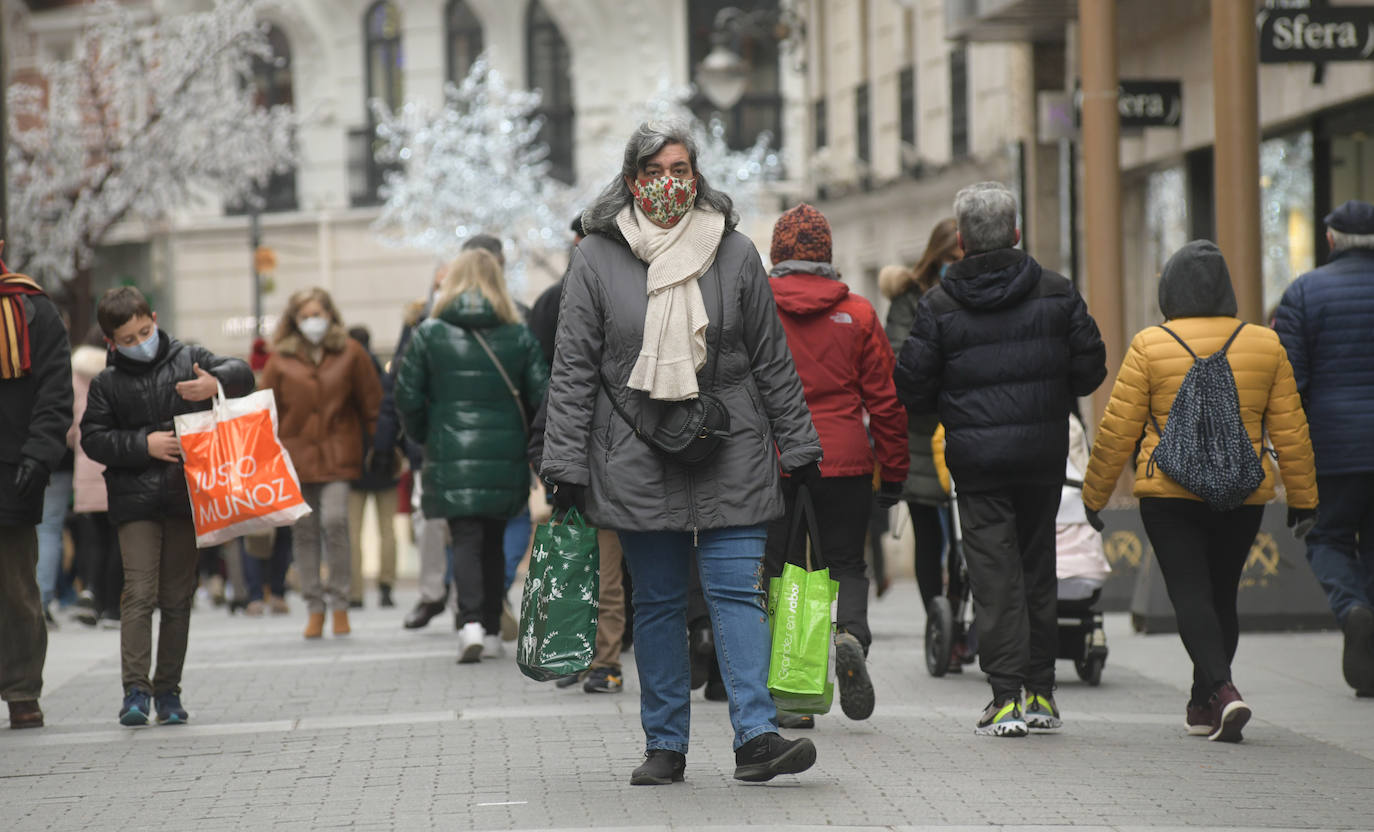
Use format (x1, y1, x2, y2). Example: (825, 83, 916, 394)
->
(469, 328, 529, 435)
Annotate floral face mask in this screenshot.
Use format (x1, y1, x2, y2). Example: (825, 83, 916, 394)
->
(631, 174, 698, 228)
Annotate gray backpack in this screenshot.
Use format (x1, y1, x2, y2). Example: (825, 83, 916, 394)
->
(1146, 323, 1266, 511)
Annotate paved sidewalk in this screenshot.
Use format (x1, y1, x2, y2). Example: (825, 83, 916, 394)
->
(2, 580, 1371, 832)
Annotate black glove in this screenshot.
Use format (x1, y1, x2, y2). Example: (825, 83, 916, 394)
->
(1084, 506, 1105, 533)
(876, 480, 903, 509)
(550, 481, 585, 513)
(13, 458, 48, 502)
(1287, 507, 1317, 540)
(788, 461, 822, 491)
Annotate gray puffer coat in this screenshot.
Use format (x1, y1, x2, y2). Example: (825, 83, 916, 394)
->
(540, 230, 822, 533)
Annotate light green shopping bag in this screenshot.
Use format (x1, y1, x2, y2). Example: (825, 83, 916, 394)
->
(517, 507, 600, 682)
(766, 485, 839, 715)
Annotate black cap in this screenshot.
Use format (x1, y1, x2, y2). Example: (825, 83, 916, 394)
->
(1324, 200, 1374, 234)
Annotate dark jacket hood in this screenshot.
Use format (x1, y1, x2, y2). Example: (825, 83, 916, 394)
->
(770, 265, 849, 316)
(438, 290, 502, 329)
(1159, 240, 1238, 320)
(942, 248, 1041, 311)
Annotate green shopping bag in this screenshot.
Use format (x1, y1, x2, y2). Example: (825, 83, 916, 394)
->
(517, 507, 601, 682)
(766, 485, 839, 715)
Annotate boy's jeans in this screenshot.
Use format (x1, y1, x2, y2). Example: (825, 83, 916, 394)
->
(618, 525, 777, 753)
(118, 515, 198, 695)
(36, 470, 73, 605)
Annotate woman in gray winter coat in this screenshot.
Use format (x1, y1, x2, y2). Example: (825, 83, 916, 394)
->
(540, 121, 823, 786)
(881, 218, 961, 621)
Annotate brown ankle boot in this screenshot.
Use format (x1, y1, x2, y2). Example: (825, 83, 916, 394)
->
(304, 611, 325, 639)
(332, 609, 351, 637)
(8, 700, 43, 729)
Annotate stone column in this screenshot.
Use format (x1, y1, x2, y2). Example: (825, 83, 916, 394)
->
(1211, 0, 1264, 323)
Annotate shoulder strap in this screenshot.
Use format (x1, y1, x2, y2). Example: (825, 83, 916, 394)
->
(1218, 322, 1247, 355)
(1157, 325, 1198, 360)
(469, 329, 528, 435)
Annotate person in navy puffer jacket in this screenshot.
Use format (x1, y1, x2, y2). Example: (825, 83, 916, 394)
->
(1275, 199, 1374, 696)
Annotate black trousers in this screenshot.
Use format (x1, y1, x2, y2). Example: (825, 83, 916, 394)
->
(908, 501, 946, 610)
(1140, 498, 1264, 705)
(764, 475, 873, 649)
(449, 517, 507, 634)
(957, 484, 1061, 700)
(71, 511, 124, 617)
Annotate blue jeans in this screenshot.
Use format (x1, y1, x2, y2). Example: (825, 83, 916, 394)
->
(618, 525, 776, 753)
(1305, 472, 1374, 623)
(36, 470, 73, 605)
(504, 508, 531, 592)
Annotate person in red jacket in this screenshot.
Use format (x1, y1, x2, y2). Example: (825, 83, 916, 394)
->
(763, 203, 909, 724)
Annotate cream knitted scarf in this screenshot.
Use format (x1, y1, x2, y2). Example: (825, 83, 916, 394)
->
(616, 204, 724, 401)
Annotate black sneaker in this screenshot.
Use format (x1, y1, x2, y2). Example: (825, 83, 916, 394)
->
(704, 678, 728, 702)
(834, 632, 875, 720)
(119, 689, 151, 726)
(403, 599, 446, 630)
(583, 667, 624, 693)
(378, 584, 395, 608)
(630, 749, 685, 785)
(777, 711, 815, 729)
(72, 591, 98, 627)
(733, 733, 817, 782)
(348, 599, 364, 610)
(154, 692, 189, 725)
(1342, 605, 1374, 691)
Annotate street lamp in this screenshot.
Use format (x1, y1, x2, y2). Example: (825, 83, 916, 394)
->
(694, 5, 806, 112)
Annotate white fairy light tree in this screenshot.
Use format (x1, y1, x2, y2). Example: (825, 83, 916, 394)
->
(370, 57, 574, 284)
(4, 0, 296, 321)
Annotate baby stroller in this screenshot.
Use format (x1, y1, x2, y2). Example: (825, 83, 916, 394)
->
(924, 415, 1110, 685)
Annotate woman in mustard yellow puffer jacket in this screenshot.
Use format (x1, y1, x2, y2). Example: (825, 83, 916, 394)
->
(1083, 240, 1318, 744)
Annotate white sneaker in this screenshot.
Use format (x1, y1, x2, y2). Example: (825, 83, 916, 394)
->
(482, 634, 503, 659)
(457, 622, 484, 664)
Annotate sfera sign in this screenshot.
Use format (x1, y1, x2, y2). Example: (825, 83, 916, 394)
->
(1259, 7, 1374, 62)
(1073, 80, 1182, 130)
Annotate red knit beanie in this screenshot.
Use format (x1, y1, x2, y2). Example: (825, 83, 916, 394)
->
(770, 203, 832, 265)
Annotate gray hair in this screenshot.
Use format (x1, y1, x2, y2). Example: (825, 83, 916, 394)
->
(582, 121, 738, 238)
(1330, 229, 1374, 252)
(953, 182, 1019, 255)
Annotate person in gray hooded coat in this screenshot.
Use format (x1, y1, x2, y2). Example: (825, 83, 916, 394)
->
(540, 121, 823, 787)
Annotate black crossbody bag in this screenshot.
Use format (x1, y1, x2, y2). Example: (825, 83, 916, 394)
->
(598, 264, 730, 468)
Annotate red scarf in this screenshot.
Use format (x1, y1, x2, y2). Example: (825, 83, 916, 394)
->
(0, 256, 47, 379)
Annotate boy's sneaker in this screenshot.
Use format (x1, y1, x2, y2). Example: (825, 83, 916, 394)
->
(583, 667, 623, 693)
(1024, 690, 1062, 730)
(834, 632, 875, 720)
(154, 692, 189, 725)
(119, 689, 151, 726)
(1207, 682, 1250, 743)
(1185, 701, 1213, 736)
(733, 732, 817, 782)
(975, 698, 1028, 737)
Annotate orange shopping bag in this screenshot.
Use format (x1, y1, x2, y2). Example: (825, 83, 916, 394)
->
(175, 383, 311, 548)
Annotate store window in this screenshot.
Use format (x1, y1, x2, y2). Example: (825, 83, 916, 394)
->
(949, 45, 969, 160)
(1146, 166, 1189, 318)
(351, 1, 405, 206)
(228, 25, 296, 214)
(446, 0, 484, 84)
(1260, 131, 1314, 315)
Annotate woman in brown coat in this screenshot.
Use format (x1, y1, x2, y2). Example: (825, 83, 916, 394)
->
(1083, 241, 1317, 743)
(262, 288, 383, 639)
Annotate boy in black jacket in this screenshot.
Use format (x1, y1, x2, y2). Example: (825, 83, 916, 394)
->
(0, 257, 72, 730)
(81, 287, 253, 726)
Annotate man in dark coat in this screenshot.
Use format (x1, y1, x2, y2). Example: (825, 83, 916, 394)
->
(1275, 199, 1374, 695)
(895, 182, 1107, 737)
(0, 259, 72, 729)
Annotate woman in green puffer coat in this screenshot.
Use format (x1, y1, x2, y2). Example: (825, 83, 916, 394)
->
(881, 217, 960, 615)
(396, 248, 549, 664)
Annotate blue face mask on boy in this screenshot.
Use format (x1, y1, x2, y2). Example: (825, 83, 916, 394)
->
(117, 326, 160, 363)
